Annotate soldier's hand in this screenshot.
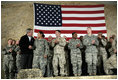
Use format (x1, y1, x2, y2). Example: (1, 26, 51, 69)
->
(76, 44, 80, 47)
(44, 55, 47, 58)
(54, 40, 59, 43)
(28, 45, 32, 49)
(92, 40, 95, 44)
(98, 36, 102, 39)
(9, 48, 12, 52)
(114, 49, 117, 53)
(17, 52, 20, 54)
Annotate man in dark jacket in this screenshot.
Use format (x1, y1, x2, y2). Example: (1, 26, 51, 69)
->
(19, 28, 35, 69)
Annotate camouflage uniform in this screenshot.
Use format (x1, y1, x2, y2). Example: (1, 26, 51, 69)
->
(97, 37, 107, 74)
(2, 45, 16, 79)
(14, 45, 21, 73)
(32, 38, 49, 76)
(104, 37, 117, 74)
(64, 41, 70, 76)
(68, 38, 83, 76)
(83, 34, 99, 75)
(46, 41, 53, 77)
(51, 37, 66, 76)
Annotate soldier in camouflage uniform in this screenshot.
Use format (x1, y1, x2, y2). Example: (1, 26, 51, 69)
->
(32, 31, 49, 77)
(104, 36, 117, 75)
(68, 32, 83, 76)
(97, 32, 107, 75)
(2, 38, 16, 79)
(46, 36, 53, 77)
(14, 40, 21, 73)
(83, 27, 99, 76)
(51, 30, 66, 76)
(63, 35, 69, 76)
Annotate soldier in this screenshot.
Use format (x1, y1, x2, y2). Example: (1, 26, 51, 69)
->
(80, 36, 87, 75)
(63, 35, 69, 76)
(83, 27, 99, 76)
(51, 30, 66, 77)
(12, 40, 16, 46)
(97, 32, 107, 75)
(2, 38, 16, 79)
(104, 35, 117, 75)
(68, 32, 83, 76)
(14, 40, 21, 73)
(46, 35, 53, 77)
(106, 37, 113, 58)
(32, 31, 49, 77)
(11, 39, 17, 76)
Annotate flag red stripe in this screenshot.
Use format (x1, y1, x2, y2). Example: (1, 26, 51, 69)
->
(61, 4, 104, 8)
(62, 10, 104, 14)
(62, 23, 105, 27)
(62, 17, 105, 20)
(34, 29, 107, 34)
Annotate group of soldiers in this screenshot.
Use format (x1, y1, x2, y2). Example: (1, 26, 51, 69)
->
(2, 27, 117, 79)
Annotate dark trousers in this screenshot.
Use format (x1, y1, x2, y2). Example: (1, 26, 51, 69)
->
(20, 53, 33, 69)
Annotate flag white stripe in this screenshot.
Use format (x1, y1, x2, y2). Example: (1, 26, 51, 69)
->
(63, 20, 105, 24)
(62, 13, 104, 17)
(62, 7, 104, 11)
(34, 26, 107, 30)
(34, 33, 107, 37)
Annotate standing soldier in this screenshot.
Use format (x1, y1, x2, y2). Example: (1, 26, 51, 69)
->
(63, 35, 69, 76)
(104, 36, 117, 75)
(68, 32, 83, 76)
(97, 32, 107, 75)
(46, 35, 53, 77)
(2, 38, 15, 79)
(51, 30, 66, 77)
(14, 40, 21, 73)
(32, 31, 49, 77)
(83, 27, 99, 76)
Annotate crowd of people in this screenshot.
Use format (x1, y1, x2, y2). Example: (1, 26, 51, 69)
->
(2, 27, 117, 79)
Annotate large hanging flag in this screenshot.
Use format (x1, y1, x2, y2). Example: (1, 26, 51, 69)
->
(33, 3, 107, 40)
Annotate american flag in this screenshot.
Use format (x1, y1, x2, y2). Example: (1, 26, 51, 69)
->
(33, 3, 107, 40)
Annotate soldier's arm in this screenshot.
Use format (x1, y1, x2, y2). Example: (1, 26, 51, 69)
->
(101, 38, 107, 47)
(51, 39, 56, 47)
(112, 37, 117, 50)
(68, 40, 77, 49)
(94, 37, 99, 46)
(59, 38, 66, 47)
(2, 47, 9, 55)
(32, 40, 36, 50)
(83, 36, 92, 46)
(44, 40, 49, 55)
(78, 40, 83, 48)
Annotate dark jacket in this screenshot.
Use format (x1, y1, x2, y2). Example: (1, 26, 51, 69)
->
(19, 34, 35, 54)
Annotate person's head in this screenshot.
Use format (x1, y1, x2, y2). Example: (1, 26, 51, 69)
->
(55, 30, 61, 37)
(109, 37, 113, 43)
(8, 38, 12, 45)
(87, 27, 92, 34)
(63, 35, 67, 39)
(48, 35, 53, 41)
(38, 31, 45, 38)
(98, 32, 103, 37)
(16, 40, 19, 45)
(26, 28, 33, 37)
(80, 36, 83, 41)
(12, 40, 16, 45)
(112, 34, 116, 39)
(72, 32, 77, 39)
